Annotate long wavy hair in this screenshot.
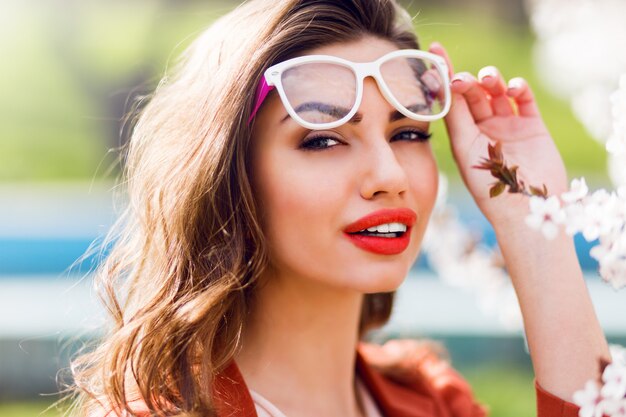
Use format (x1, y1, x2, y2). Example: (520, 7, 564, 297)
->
(67, 1, 421, 416)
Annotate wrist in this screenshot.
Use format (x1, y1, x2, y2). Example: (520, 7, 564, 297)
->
(493, 221, 580, 282)
(493, 219, 575, 252)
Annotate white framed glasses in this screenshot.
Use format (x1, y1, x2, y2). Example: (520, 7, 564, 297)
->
(254, 49, 451, 130)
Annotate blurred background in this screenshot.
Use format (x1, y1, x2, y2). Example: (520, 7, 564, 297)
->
(1, 0, 624, 416)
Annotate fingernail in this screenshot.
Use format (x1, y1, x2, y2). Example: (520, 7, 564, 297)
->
(451, 74, 466, 84)
(506, 86, 518, 96)
(478, 67, 498, 83)
(480, 75, 495, 85)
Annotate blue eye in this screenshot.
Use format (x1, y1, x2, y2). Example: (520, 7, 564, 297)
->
(299, 135, 342, 151)
(392, 129, 432, 142)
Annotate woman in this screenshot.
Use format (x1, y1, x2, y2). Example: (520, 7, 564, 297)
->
(68, 0, 611, 416)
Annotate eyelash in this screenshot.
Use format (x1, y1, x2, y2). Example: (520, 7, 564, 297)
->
(299, 129, 433, 151)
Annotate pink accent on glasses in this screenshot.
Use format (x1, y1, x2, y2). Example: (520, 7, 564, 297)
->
(248, 77, 275, 124)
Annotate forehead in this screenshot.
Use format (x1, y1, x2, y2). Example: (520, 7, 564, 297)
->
(299, 35, 401, 62)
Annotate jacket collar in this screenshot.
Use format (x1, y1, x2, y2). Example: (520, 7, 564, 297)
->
(212, 345, 441, 417)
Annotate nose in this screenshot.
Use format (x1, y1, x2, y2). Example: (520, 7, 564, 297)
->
(359, 140, 410, 200)
(358, 79, 410, 200)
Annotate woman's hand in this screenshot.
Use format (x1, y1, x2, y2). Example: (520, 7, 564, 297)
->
(427, 42, 611, 403)
(429, 42, 569, 231)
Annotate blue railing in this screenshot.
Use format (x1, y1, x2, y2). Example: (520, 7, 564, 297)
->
(0, 232, 599, 276)
(0, 187, 601, 277)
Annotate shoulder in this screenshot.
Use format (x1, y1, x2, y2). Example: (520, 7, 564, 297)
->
(358, 339, 489, 417)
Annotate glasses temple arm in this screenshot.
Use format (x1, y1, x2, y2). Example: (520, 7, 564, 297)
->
(249, 77, 275, 124)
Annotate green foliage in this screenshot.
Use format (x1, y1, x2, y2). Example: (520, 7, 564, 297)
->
(460, 364, 537, 417)
(0, 400, 64, 417)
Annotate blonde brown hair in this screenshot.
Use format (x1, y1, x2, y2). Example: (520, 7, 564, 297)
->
(67, 1, 420, 415)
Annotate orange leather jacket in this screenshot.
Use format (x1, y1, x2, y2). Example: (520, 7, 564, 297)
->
(212, 342, 581, 417)
(98, 341, 581, 417)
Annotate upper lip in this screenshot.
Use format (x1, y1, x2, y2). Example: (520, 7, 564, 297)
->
(343, 208, 417, 234)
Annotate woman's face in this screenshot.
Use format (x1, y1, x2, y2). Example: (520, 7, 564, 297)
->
(249, 36, 439, 293)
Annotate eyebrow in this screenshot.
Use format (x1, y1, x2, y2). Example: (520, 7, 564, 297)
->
(280, 102, 430, 124)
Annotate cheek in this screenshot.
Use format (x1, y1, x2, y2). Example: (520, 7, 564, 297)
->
(402, 150, 439, 240)
(411, 157, 438, 207)
(252, 149, 348, 273)
(257, 160, 343, 224)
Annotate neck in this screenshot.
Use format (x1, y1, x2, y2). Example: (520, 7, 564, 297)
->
(235, 268, 365, 417)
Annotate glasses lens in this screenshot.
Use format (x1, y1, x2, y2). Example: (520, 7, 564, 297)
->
(280, 62, 357, 125)
(380, 56, 446, 118)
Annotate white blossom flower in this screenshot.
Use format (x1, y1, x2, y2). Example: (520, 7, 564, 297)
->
(617, 186, 626, 202)
(607, 135, 626, 156)
(606, 75, 626, 157)
(615, 188, 626, 221)
(571, 86, 614, 143)
(573, 379, 604, 417)
(525, 195, 566, 239)
(562, 178, 589, 203)
(561, 178, 591, 236)
(580, 190, 621, 241)
(518, 2, 626, 411)
(589, 231, 626, 290)
(524, 0, 626, 290)
(563, 201, 587, 236)
(600, 397, 626, 417)
(596, 258, 626, 291)
(601, 362, 626, 400)
(572, 187, 626, 289)
(422, 174, 521, 328)
(609, 153, 626, 189)
(610, 345, 626, 366)
(528, 0, 626, 106)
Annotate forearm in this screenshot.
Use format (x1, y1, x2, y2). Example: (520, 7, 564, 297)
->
(494, 222, 611, 401)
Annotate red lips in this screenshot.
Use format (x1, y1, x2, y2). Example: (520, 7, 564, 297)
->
(343, 208, 417, 255)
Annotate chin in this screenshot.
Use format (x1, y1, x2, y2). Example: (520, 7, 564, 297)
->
(346, 267, 409, 294)
(345, 252, 418, 292)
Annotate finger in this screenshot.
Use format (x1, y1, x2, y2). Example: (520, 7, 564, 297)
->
(421, 68, 445, 103)
(428, 41, 454, 78)
(478, 66, 514, 117)
(506, 77, 540, 117)
(450, 72, 492, 122)
(427, 42, 453, 106)
(443, 92, 481, 146)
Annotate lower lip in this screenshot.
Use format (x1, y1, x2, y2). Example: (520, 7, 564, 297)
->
(344, 229, 411, 255)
